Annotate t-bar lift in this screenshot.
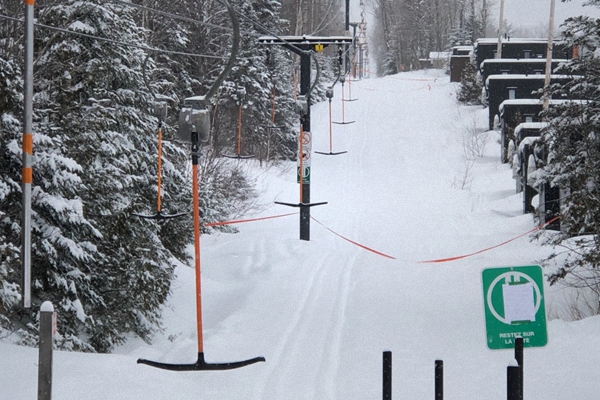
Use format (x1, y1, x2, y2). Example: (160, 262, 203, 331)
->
(258, 35, 352, 241)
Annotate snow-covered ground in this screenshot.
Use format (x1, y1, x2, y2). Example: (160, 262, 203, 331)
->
(3, 69, 600, 399)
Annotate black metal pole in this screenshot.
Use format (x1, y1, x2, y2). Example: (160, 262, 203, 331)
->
(514, 337, 523, 368)
(435, 360, 443, 400)
(37, 303, 54, 400)
(507, 363, 523, 400)
(299, 52, 311, 241)
(514, 337, 524, 393)
(383, 351, 392, 400)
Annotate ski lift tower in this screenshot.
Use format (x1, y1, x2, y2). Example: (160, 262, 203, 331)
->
(258, 35, 352, 241)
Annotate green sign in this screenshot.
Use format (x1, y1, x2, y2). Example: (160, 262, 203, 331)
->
(297, 166, 310, 184)
(482, 265, 548, 349)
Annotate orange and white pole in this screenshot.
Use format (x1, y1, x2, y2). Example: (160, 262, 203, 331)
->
(341, 82, 347, 122)
(270, 88, 276, 125)
(22, 0, 34, 308)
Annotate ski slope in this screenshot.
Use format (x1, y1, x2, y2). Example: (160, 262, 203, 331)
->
(3, 70, 600, 399)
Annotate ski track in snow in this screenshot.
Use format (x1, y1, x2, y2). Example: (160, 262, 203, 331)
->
(255, 246, 358, 399)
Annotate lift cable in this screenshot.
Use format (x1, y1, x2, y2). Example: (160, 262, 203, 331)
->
(106, 0, 311, 57)
(104, 0, 259, 37)
(0, 14, 231, 60)
(309, 0, 341, 36)
(216, 0, 312, 57)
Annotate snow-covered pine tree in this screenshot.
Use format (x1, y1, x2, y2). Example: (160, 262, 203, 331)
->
(20, 0, 190, 352)
(538, 2, 600, 306)
(262, 46, 298, 161)
(447, 27, 474, 49)
(0, 55, 25, 333)
(209, 0, 297, 162)
(123, 0, 273, 228)
(457, 60, 482, 105)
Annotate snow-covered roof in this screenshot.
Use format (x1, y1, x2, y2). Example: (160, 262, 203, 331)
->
(429, 51, 451, 59)
(500, 99, 545, 110)
(486, 74, 577, 85)
(519, 136, 542, 151)
(481, 58, 568, 65)
(515, 122, 549, 134)
(476, 38, 550, 45)
(184, 95, 206, 101)
(500, 98, 589, 110)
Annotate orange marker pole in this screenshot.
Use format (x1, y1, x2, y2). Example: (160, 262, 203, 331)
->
(293, 70, 299, 101)
(191, 133, 204, 353)
(22, 0, 35, 308)
(348, 78, 353, 100)
(237, 104, 242, 155)
(270, 88, 276, 124)
(341, 83, 346, 122)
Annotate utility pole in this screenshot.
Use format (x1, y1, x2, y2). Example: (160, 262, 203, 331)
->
(22, 0, 35, 308)
(543, 0, 556, 110)
(496, 0, 505, 59)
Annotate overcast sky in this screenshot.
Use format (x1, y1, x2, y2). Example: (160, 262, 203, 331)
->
(490, 0, 600, 37)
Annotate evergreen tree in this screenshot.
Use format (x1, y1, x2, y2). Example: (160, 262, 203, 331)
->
(0, 0, 189, 351)
(0, 56, 24, 332)
(30, 0, 190, 352)
(209, 0, 297, 162)
(457, 61, 482, 105)
(447, 27, 474, 49)
(537, 2, 600, 306)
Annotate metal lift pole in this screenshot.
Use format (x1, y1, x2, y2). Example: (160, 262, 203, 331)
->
(299, 53, 311, 240)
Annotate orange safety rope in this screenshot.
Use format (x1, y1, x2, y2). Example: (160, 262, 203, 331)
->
(205, 212, 297, 227)
(204, 212, 561, 264)
(311, 216, 396, 259)
(418, 215, 561, 264)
